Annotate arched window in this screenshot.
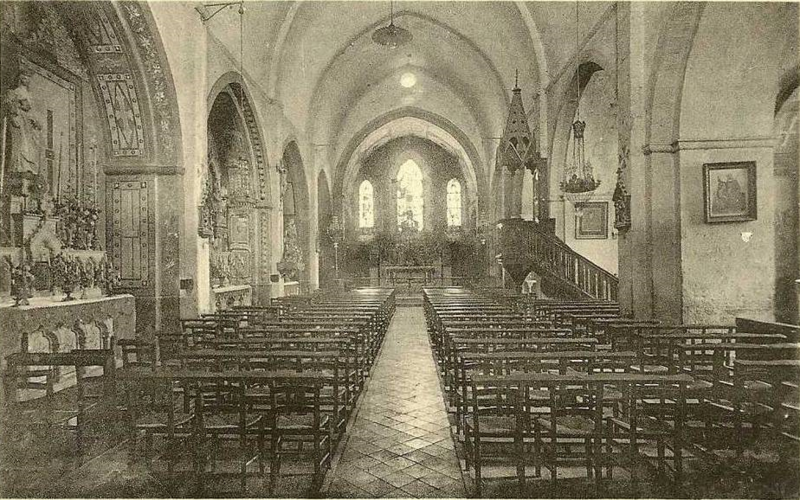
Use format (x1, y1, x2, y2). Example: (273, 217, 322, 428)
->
(358, 180, 374, 228)
(396, 159, 424, 230)
(446, 178, 462, 227)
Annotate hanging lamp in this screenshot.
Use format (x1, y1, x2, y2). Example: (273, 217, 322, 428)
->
(373, 0, 412, 48)
(561, 1, 600, 208)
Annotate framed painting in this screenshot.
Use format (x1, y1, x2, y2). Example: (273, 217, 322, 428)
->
(575, 202, 608, 239)
(703, 162, 757, 223)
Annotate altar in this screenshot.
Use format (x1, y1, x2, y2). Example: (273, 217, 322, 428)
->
(381, 265, 438, 291)
(0, 294, 136, 404)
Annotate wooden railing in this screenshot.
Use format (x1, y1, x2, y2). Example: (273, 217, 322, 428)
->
(500, 219, 618, 301)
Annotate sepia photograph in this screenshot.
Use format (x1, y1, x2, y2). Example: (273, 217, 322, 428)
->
(0, 0, 798, 498)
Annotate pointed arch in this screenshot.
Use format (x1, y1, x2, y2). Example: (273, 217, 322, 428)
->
(358, 179, 375, 229)
(447, 178, 463, 227)
(396, 159, 425, 230)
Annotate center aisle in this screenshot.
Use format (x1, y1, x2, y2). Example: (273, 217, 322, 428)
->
(325, 307, 466, 498)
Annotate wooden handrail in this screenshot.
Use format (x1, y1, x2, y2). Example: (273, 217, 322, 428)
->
(508, 220, 619, 301)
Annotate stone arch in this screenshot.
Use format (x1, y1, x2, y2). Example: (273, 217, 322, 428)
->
(645, 3, 705, 148)
(1, 2, 184, 334)
(333, 107, 486, 217)
(280, 141, 311, 290)
(208, 73, 272, 204)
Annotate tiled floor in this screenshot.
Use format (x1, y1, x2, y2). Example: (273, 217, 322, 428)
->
(325, 307, 466, 498)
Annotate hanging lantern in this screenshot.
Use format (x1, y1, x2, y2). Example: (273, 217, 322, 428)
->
(560, 2, 601, 208)
(561, 119, 600, 206)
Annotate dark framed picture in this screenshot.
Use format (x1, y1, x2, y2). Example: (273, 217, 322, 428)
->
(575, 202, 608, 239)
(703, 162, 757, 223)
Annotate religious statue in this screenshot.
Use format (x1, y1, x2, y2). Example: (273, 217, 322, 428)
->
(2, 71, 44, 207)
(3, 71, 42, 175)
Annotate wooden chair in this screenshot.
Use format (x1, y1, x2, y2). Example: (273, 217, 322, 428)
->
(2, 349, 116, 458)
(604, 375, 690, 492)
(463, 377, 526, 497)
(191, 377, 268, 495)
(119, 338, 158, 371)
(268, 381, 332, 495)
(124, 374, 195, 469)
(532, 378, 603, 488)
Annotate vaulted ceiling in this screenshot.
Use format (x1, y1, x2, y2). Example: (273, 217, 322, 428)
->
(204, 1, 616, 180)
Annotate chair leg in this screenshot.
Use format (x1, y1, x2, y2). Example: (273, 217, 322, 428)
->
(270, 435, 282, 495)
(516, 434, 525, 493)
(474, 436, 482, 497)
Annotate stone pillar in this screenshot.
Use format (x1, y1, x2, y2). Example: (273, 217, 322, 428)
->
(106, 172, 182, 338)
(617, 2, 656, 319)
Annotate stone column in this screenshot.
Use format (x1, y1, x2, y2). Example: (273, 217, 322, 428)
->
(106, 170, 182, 338)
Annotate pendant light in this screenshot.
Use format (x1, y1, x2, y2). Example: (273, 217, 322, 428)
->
(373, 0, 412, 48)
(561, 1, 600, 208)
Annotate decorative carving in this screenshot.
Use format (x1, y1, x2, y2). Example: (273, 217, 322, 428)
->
(81, 4, 123, 54)
(108, 180, 153, 289)
(612, 172, 631, 231)
(277, 217, 305, 281)
(97, 74, 144, 157)
(210, 251, 249, 288)
(197, 160, 227, 240)
(613, 144, 631, 231)
(121, 2, 176, 158)
(232, 85, 268, 201)
(212, 284, 251, 311)
(277, 162, 288, 212)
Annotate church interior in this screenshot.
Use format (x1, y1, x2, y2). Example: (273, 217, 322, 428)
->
(0, 0, 798, 498)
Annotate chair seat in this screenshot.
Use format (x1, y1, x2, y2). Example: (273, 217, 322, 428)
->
(203, 412, 262, 431)
(632, 364, 669, 373)
(464, 415, 517, 434)
(135, 411, 194, 429)
(276, 413, 330, 430)
(537, 416, 597, 435)
(609, 415, 674, 434)
(687, 379, 714, 391)
(744, 380, 772, 391)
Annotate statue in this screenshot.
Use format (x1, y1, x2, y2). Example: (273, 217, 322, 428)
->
(3, 71, 42, 175)
(2, 71, 44, 206)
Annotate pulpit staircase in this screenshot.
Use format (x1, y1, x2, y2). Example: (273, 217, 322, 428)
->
(499, 218, 618, 301)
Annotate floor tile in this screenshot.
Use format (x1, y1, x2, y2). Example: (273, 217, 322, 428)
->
(323, 307, 465, 498)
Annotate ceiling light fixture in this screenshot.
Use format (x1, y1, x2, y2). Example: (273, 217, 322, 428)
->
(372, 0, 412, 48)
(400, 72, 416, 88)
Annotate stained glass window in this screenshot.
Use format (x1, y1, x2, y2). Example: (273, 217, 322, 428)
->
(358, 179, 374, 228)
(396, 159, 424, 231)
(446, 178, 462, 227)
